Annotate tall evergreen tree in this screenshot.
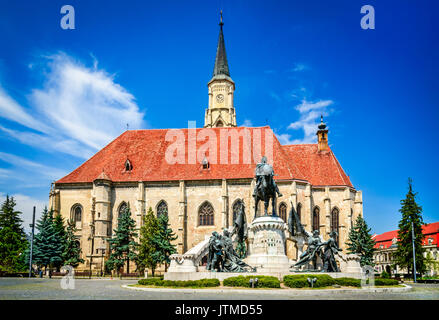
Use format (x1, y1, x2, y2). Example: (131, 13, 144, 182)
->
(33, 208, 63, 272)
(63, 219, 84, 268)
(346, 215, 376, 267)
(53, 213, 67, 270)
(0, 195, 28, 272)
(393, 178, 426, 277)
(138, 207, 160, 276)
(151, 213, 177, 271)
(106, 204, 138, 276)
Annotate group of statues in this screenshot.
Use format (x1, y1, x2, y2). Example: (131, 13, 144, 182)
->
(206, 156, 342, 273)
(206, 229, 255, 272)
(294, 230, 342, 272)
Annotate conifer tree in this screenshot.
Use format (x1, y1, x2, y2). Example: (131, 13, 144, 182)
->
(393, 178, 426, 277)
(63, 219, 84, 268)
(346, 215, 376, 267)
(53, 213, 67, 270)
(0, 195, 28, 272)
(106, 204, 138, 276)
(33, 207, 63, 272)
(151, 213, 177, 271)
(138, 207, 160, 276)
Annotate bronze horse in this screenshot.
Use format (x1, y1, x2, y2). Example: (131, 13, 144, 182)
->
(253, 167, 278, 218)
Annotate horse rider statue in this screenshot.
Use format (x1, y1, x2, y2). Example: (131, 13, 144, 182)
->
(252, 156, 282, 218)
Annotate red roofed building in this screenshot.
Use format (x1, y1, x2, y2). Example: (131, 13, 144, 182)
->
(49, 18, 363, 273)
(372, 222, 439, 276)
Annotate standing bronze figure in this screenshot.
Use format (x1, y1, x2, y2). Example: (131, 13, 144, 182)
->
(320, 231, 342, 272)
(293, 230, 323, 270)
(252, 156, 282, 218)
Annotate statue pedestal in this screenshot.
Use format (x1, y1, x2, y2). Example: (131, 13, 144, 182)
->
(245, 215, 290, 273)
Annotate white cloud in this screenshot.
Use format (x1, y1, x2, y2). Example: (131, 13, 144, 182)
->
(284, 99, 334, 144)
(0, 152, 66, 180)
(291, 63, 309, 72)
(0, 193, 47, 233)
(0, 52, 145, 159)
(241, 119, 253, 127)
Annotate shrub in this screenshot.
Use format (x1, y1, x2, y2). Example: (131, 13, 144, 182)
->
(137, 278, 220, 287)
(380, 270, 391, 279)
(374, 278, 399, 286)
(334, 277, 361, 287)
(223, 275, 280, 288)
(283, 274, 336, 288)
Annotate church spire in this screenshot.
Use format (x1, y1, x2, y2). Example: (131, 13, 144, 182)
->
(205, 11, 236, 128)
(212, 10, 230, 78)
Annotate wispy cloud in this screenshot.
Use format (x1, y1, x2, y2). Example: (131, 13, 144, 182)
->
(290, 63, 309, 73)
(282, 99, 334, 144)
(240, 119, 253, 127)
(0, 192, 47, 233)
(0, 52, 145, 159)
(269, 91, 281, 103)
(0, 152, 66, 180)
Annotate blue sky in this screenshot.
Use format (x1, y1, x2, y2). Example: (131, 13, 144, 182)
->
(0, 0, 437, 234)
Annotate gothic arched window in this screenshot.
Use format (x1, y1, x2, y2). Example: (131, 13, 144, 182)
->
(199, 201, 214, 226)
(232, 199, 244, 224)
(71, 204, 82, 229)
(279, 202, 287, 222)
(312, 207, 320, 232)
(331, 207, 340, 245)
(296, 203, 302, 223)
(118, 202, 128, 216)
(157, 200, 168, 217)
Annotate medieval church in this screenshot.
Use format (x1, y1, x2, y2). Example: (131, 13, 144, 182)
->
(49, 17, 363, 272)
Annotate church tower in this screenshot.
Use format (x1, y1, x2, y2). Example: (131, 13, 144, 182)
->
(204, 11, 237, 128)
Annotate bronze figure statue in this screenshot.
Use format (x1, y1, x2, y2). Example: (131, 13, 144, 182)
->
(320, 231, 342, 272)
(231, 201, 247, 258)
(252, 156, 282, 218)
(287, 203, 306, 236)
(206, 229, 255, 272)
(294, 230, 323, 270)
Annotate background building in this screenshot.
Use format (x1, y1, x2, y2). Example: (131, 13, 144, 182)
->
(373, 222, 439, 276)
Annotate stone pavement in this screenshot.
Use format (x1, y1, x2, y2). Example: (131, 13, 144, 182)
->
(0, 278, 438, 300)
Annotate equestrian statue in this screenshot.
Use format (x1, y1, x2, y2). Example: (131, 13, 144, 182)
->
(252, 156, 282, 218)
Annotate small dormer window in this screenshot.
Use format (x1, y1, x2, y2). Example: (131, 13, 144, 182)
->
(202, 157, 209, 169)
(125, 159, 133, 171)
(428, 237, 433, 245)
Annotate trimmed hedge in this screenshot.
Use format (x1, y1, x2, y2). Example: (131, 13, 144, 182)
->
(374, 278, 399, 286)
(334, 277, 361, 287)
(138, 278, 220, 287)
(223, 275, 280, 288)
(283, 274, 335, 288)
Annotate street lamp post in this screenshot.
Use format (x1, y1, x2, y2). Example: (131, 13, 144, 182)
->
(411, 220, 417, 283)
(28, 206, 36, 278)
(100, 248, 105, 277)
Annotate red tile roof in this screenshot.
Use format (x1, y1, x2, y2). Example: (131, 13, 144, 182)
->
(56, 126, 353, 187)
(282, 144, 353, 187)
(373, 222, 439, 249)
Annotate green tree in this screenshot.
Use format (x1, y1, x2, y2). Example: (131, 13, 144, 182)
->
(0, 195, 28, 272)
(151, 213, 177, 271)
(346, 215, 376, 267)
(393, 178, 426, 278)
(138, 207, 160, 276)
(106, 204, 138, 276)
(53, 213, 67, 270)
(63, 219, 84, 268)
(33, 207, 63, 272)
